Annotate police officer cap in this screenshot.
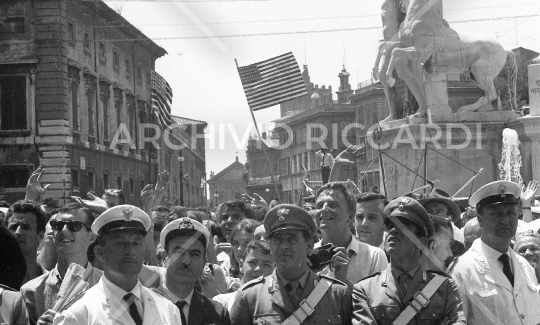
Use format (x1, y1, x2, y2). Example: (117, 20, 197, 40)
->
(264, 204, 317, 237)
(91, 205, 151, 237)
(383, 197, 434, 238)
(160, 217, 210, 250)
(469, 180, 521, 209)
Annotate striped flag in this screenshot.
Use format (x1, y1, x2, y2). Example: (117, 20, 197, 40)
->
(151, 71, 174, 128)
(237, 52, 307, 111)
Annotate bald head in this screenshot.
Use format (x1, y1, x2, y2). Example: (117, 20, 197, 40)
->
(464, 217, 483, 251)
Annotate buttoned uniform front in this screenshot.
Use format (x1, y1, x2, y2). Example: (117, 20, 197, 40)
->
(230, 269, 352, 325)
(352, 264, 465, 325)
(52, 276, 182, 325)
(21, 262, 102, 324)
(314, 235, 387, 285)
(450, 238, 540, 325)
(0, 284, 29, 325)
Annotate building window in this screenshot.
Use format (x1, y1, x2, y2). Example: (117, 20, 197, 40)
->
(83, 31, 90, 53)
(88, 171, 94, 189)
(100, 82, 110, 140)
(113, 50, 119, 71)
(129, 177, 134, 194)
(0, 75, 27, 130)
(125, 58, 131, 80)
(146, 72, 151, 89)
(103, 173, 109, 189)
(99, 42, 106, 64)
(0, 17, 25, 34)
(116, 176, 122, 190)
(68, 22, 75, 44)
(69, 70, 80, 132)
(72, 169, 79, 188)
(85, 75, 96, 137)
(0, 166, 30, 188)
(136, 66, 142, 85)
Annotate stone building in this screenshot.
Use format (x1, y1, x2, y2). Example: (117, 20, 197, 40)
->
(0, 0, 166, 204)
(207, 156, 246, 209)
(245, 132, 281, 203)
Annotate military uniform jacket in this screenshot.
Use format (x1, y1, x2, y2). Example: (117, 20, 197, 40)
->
(0, 285, 29, 325)
(230, 269, 352, 325)
(52, 277, 182, 325)
(451, 239, 540, 325)
(352, 264, 465, 325)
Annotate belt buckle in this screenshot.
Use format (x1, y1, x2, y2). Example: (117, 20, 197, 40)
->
(410, 291, 430, 312)
(299, 299, 314, 316)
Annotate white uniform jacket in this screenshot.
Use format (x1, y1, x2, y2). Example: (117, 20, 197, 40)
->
(52, 277, 182, 325)
(451, 239, 540, 325)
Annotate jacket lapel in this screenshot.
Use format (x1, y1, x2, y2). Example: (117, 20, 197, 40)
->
(269, 271, 294, 315)
(473, 241, 513, 292)
(188, 290, 206, 325)
(382, 267, 401, 304)
(141, 287, 159, 325)
(100, 280, 134, 325)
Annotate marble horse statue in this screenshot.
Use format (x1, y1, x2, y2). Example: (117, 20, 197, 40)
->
(373, 0, 517, 119)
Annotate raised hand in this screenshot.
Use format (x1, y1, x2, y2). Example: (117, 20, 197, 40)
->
(153, 171, 169, 206)
(242, 193, 268, 210)
(70, 192, 108, 214)
(26, 166, 51, 201)
(141, 184, 154, 212)
(521, 180, 539, 206)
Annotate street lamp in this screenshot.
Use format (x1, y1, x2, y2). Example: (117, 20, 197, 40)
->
(214, 190, 219, 208)
(178, 153, 184, 206)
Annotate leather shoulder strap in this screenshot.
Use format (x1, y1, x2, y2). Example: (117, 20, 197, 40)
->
(281, 277, 333, 325)
(392, 274, 447, 325)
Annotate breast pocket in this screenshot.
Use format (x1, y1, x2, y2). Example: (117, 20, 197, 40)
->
(419, 305, 445, 325)
(253, 314, 282, 325)
(369, 306, 400, 325)
(309, 313, 342, 325)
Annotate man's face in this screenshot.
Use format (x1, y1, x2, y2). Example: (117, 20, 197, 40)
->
(385, 218, 425, 258)
(316, 190, 351, 236)
(54, 209, 95, 256)
(102, 194, 120, 208)
(232, 230, 253, 265)
(219, 207, 246, 242)
(165, 236, 206, 286)
(270, 229, 313, 272)
(424, 201, 450, 218)
(152, 211, 170, 219)
(96, 231, 145, 277)
(431, 225, 454, 266)
(515, 236, 540, 274)
(8, 212, 43, 255)
(242, 249, 274, 282)
(478, 204, 518, 243)
(355, 200, 385, 246)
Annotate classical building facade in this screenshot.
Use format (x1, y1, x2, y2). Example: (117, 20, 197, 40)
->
(207, 157, 246, 209)
(0, 0, 166, 204)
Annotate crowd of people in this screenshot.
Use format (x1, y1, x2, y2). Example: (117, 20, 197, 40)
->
(1, 166, 540, 324)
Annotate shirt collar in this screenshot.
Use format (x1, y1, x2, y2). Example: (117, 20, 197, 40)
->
(161, 281, 194, 306)
(480, 239, 511, 262)
(390, 263, 421, 280)
(102, 274, 143, 304)
(277, 267, 310, 289)
(50, 262, 93, 283)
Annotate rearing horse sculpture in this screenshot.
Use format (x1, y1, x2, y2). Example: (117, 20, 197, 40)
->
(376, 0, 517, 115)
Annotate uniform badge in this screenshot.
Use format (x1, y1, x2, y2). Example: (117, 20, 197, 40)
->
(498, 184, 507, 197)
(277, 208, 289, 222)
(178, 218, 194, 229)
(123, 206, 133, 222)
(398, 198, 410, 211)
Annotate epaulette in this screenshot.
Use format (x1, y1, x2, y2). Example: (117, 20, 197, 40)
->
(238, 275, 265, 291)
(355, 271, 382, 284)
(0, 284, 17, 292)
(319, 274, 347, 287)
(426, 270, 450, 277)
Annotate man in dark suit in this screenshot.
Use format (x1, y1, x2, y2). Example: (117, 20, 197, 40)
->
(230, 204, 352, 325)
(157, 217, 230, 325)
(352, 197, 465, 324)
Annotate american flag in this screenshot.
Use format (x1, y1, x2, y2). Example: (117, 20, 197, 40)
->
(151, 71, 174, 128)
(237, 52, 307, 111)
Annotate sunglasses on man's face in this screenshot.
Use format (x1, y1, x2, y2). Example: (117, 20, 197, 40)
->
(50, 220, 91, 232)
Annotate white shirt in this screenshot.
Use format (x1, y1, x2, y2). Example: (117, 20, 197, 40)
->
(160, 282, 194, 321)
(102, 274, 144, 316)
(316, 151, 334, 167)
(315, 235, 388, 284)
(480, 239, 514, 274)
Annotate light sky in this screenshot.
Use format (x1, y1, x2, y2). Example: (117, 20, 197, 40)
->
(107, 0, 540, 179)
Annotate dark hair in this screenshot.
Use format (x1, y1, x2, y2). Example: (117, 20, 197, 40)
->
(104, 189, 126, 205)
(209, 220, 224, 239)
(6, 200, 47, 234)
(153, 215, 167, 233)
(186, 208, 208, 223)
(166, 206, 188, 224)
(316, 182, 356, 217)
(40, 197, 60, 209)
(216, 200, 254, 221)
(56, 203, 95, 227)
(356, 192, 389, 206)
(245, 240, 271, 256)
(152, 205, 171, 213)
(229, 219, 260, 277)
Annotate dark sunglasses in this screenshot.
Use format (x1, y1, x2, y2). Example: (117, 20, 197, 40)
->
(50, 220, 91, 232)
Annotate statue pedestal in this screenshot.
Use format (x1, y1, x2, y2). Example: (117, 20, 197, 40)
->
(424, 69, 453, 117)
(528, 63, 540, 116)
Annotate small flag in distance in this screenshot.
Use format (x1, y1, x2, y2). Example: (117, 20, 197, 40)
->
(237, 52, 307, 111)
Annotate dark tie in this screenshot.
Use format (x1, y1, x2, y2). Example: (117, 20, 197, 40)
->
(175, 300, 187, 325)
(397, 273, 411, 300)
(286, 281, 301, 307)
(499, 254, 514, 286)
(123, 293, 143, 325)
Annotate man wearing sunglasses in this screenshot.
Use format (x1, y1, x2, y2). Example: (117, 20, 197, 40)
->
(352, 197, 465, 324)
(21, 203, 102, 325)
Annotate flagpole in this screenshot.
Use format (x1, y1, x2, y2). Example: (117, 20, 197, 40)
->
(235, 59, 282, 203)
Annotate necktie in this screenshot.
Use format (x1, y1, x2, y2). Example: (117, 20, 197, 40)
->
(176, 300, 187, 325)
(397, 273, 411, 300)
(123, 293, 143, 325)
(499, 253, 514, 286)
(286, 281, 301, 307)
